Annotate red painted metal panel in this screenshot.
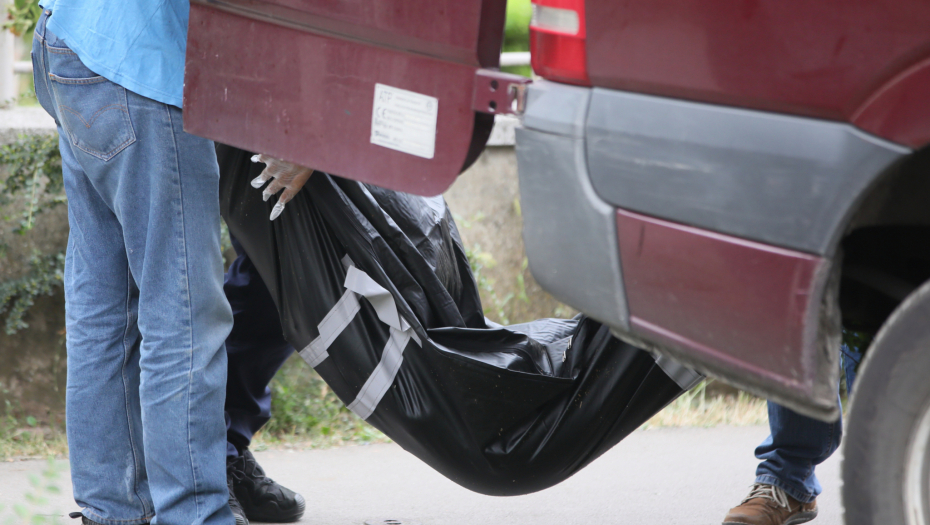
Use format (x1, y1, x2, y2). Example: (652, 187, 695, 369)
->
(851, 57, 930, 149)
(183, 0, 505, 196)
(585, 0, 930, 130)
(617, 209, 827, 395)
(191, 0, 503, 66)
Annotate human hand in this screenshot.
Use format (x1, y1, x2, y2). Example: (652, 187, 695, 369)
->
(250, 154, 314, 220)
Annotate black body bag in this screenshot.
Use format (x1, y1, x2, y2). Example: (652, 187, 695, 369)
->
(217, 145, 701, 496)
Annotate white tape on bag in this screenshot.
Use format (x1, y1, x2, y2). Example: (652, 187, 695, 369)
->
(299, 288, 361, 367)
(299, 264, 420, 419)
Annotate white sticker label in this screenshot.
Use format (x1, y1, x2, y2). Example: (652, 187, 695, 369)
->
(370, 83, 438, 159)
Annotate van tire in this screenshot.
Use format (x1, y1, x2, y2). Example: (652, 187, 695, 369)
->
(843, 279, 930, 525)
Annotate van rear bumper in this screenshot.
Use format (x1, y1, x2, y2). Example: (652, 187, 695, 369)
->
(515, 80, 911, 420)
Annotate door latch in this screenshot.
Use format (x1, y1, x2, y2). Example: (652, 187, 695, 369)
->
(472, 69, 532, 116)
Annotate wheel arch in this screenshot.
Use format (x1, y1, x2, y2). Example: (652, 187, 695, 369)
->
(827, 144, 930, 349)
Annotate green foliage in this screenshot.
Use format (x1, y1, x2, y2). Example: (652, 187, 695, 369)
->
(515, 257, 529, 304)
(465, 243, 514, 325)
(840, 328, 871, 398)
(3, 0, 42, 38)
(0, 252, 64, 334)
(0, 380, 67, 460)
(504, 0, 532, 52)
(4, 1, 44, 106)
(456, 210, 538, 325)
(0, 133, 64, 234)
(0, 133, 66, 334)
(842, 328, 873, 354)
(503, 0, 533, 77)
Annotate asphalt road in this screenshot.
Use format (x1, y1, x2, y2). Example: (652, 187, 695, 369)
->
(0, 426, 843, 525)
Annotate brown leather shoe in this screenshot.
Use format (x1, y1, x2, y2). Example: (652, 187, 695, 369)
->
(722, 483, 818, 525)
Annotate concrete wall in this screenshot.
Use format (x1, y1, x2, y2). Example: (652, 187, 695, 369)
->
(0, 107, 66, 423)
(0, 210, 67, 425)
(444, 147, 576, 324)
(0, 293, 67, 424)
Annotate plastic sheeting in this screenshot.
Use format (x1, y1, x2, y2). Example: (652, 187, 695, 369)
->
(217, 144, 702, 496)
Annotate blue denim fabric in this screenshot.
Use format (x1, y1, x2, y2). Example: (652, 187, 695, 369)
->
(840, 342, 861, 389)
(755, 343, 863, 503)
(224, 237, 294, 457)
(33, 11, 234, 525)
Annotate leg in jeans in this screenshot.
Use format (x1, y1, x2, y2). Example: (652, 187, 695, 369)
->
(33, 12, 233, 525)
(59, 139, 153, 524)
(754, 342, 864, 503)
(754, 398, 843, 503)
(224, 237, 294, 456)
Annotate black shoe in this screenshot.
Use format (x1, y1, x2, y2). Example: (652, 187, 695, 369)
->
(228, 448, 306, 523)
(227, 459, 250, 525)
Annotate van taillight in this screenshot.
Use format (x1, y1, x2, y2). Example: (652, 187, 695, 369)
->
(529, 0, 589, 86)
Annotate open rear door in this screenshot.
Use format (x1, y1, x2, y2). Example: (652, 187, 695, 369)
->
(184, 0, 524, 196)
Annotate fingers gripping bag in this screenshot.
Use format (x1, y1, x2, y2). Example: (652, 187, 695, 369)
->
(217, 144, 702, 496)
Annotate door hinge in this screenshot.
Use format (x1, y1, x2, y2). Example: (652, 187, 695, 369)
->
(472, 69, 532, 116)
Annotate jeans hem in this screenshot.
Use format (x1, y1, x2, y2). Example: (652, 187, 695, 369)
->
(81, 509, 154, 525)
(754, 474, 817, 504)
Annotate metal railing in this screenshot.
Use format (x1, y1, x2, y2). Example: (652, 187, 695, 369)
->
(0, 5, 14, 103)
(500, 52, 531, 67)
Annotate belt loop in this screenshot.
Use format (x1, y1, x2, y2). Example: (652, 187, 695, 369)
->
(35, 9, 50, 39)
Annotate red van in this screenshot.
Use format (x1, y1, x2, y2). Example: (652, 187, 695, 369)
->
(183, 2, 930, 523)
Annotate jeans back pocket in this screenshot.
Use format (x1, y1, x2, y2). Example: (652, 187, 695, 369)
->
(46, 46, 136, 162)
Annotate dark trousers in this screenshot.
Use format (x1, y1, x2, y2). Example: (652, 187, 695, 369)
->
(224, 237, 294, 457)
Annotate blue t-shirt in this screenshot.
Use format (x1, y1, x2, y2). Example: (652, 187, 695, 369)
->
(40, 0, 190, 108)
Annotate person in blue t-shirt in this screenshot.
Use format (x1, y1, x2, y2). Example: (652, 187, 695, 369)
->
(29, 4, 299, 525)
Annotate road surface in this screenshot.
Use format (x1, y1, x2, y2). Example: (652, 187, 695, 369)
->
(0, 425, 844, 524)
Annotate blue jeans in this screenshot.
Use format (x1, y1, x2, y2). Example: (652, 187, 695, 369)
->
(755, 343, 862, 503)
(224, 237, 294, 457)
(33, 11, 234, 525)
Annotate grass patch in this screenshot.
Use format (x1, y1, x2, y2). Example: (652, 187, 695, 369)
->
(249, 355, 388, 451)
(0, 383, 68, 460)
(643, 381, 768, 430)
(0, 371, 771, 461)
(0, 360, 771, 460)
(0, 418, 68, 461)
(0, 354, 387, 461)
